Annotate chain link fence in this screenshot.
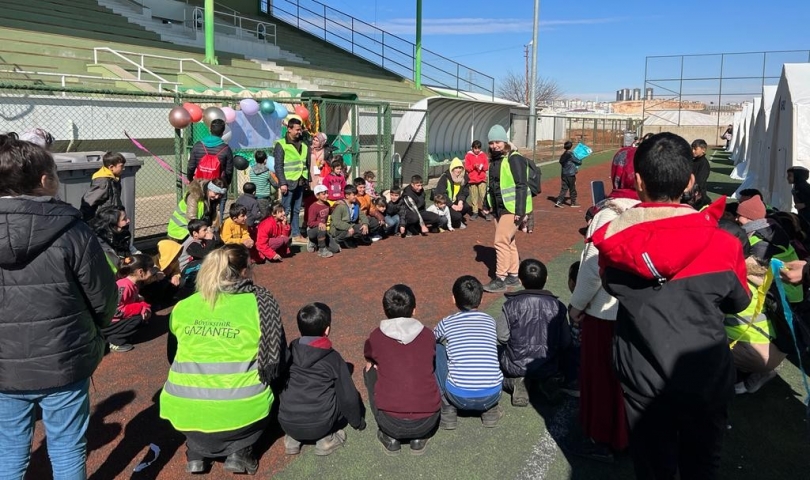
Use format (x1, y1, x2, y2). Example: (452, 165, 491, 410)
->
(526, 115, 634, 162)
(0, 82, 393, 239)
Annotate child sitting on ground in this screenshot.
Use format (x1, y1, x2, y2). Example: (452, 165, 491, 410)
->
(256, 204, 292, 262)
(426, 193, 453, 232)
(235, 182, 264, 228)
(364, 284, 441, 455)
(103, 254, 154, 353)
(80, 151, 126, 220)
(496, 259, 573, 406)
(306, 185, 340, 258)
(179, 219, 222, 297)
(374, 197, 398, 237)
(330, 185, 371, 249)
(323, 157, 347, 203)
(363, 170, 379, 198)
(355, 177, 384, 238)
(434, 276, 504, 429)
(221, 204, 255, 249)
(279, 303, 366, 457)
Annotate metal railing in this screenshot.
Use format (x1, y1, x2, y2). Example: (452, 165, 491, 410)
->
(269, 0, 495, 99)
(93, 48, 176, 90)
(0, 69, 180, 94)
(93, 47, 245, 90)
(191, 7, 277, 46)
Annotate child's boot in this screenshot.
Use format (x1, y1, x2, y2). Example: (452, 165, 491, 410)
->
(314, 429, 347, 456)
(377, 430, 401, 456)
(284, 435, 302, 455)
(440, 402, 458, 430)
(318, 247, 334, 258)
(481, 404, 504, 428)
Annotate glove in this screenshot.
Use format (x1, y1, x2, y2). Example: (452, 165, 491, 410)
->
(355, 418, 367, 431)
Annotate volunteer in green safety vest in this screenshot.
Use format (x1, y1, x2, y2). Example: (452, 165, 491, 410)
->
(166, 178, 226, 241)
(274, 117, 310, 240)
(160, 244, 287, 475)
(482, 124, 533, 294)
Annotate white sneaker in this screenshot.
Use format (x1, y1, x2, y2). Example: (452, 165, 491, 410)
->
(459, 222, 467, 229)
(734, 382, 748, 395)
(371, 234, 382, 242)
(744, 370, 778, 394)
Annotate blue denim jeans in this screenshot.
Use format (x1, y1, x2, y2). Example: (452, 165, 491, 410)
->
(281, 183, 305, 238)
(383, 214, 400, 234)
(435, 344, 501, 411)
(0, 378, 90, 480)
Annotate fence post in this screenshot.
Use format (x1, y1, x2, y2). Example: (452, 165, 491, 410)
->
(174, 93, 185, 203)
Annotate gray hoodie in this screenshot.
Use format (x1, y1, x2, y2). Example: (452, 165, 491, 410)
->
(379, 317, 425, 344)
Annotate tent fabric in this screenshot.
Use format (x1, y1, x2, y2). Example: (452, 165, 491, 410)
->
(731, 98, 761, 180)
(731, 102, 753, 164)
(642, 110, 717, 126)
(735, 86, 777, 197)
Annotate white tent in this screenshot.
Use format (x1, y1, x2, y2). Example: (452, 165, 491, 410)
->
(731, 102, 753, 165)
(731, 97, 761, 180)
(727, 111, 742, 152)
(765, 63, 810, 211)
(642, 110, 718, 126)
(734, 86, 778, 197)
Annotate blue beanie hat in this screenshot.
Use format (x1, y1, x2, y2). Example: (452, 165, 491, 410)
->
(488, 125, 509, 143)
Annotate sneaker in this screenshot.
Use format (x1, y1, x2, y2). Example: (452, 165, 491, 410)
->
(568, 438, 615, 464)
(555, 202, 565, 208)
(484, 213, 494, 221)
(560, 380, 580, 398)
(291, 236, 309, 245)
(459, 222, 467, 229)
(223, 446, 258, 475)
(357, 236, 373, 246)
(339, 239, 357, 249)
(185, 460, 206, 474)
(570, 203, 581, 208)
(376, 430, 401, 456)
(109, 343, 134, 353)
(314, 429, 347, 456)
(481, 404, 504, 428)
(318, 248, 334, 258)
(371, 234, 383, 242)
(470, 213, 479, 220)
(409, 438, 429, 456)
(306, 241, 317, 253)
(284, 435, 302, 455)
(511, 377, 529, 407)
(735, 381, 748, 395)
(744, 370, 778, 394)
(504, 275, 521, 288)
(483, 277, 507, 293)
(440, 404, 458, 430)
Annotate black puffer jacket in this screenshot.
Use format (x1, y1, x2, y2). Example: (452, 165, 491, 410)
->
(499, 290, 570, 378)
(0, 196, 118, 391)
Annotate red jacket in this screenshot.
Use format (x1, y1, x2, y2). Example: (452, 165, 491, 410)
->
(256, 216, 291, 259)
(610, 147, 637, 191)
(114, 277, 150, 322)
(464, 150, 489, 184)
(322, 173, 346, 201)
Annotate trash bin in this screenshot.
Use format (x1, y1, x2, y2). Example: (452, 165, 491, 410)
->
(623, 132, 636, 147)
(53, 151, 143, 235)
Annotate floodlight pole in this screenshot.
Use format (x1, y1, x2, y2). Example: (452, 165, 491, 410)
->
(415, 0, 422, 89)
(203, 0, 218, 65)
(528, 0, 539, 152)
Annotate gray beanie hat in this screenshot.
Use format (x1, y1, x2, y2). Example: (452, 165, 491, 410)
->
(488, 124, 509, 143)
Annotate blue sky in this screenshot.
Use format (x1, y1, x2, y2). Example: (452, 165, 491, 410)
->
(318, 0, 810, 101)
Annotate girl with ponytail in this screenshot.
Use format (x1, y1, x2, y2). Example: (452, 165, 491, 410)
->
(102, 254, 154, 353)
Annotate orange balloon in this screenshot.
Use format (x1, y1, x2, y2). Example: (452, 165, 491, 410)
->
(183, 103, 203, 123)
(294, 105, 310, 122)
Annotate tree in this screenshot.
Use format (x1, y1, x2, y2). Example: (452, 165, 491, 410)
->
(497, 70, 562, 107)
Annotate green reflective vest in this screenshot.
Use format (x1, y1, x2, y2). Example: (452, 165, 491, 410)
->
(496, 151, 533, 215)
(276, 138, 308, 182)
(159, 292, 271, 433)
(725, 280, 775, 345)
(749, 235, 803, 302)
(167, 197, 204, 241)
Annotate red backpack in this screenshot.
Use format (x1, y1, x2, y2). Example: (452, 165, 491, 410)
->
(194, 145, 225, 180)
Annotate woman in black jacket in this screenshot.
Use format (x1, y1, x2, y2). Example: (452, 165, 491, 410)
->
(0, 134, 118, 478)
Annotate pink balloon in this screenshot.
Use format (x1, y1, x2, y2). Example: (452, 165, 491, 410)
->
(182, 103, 203, 123)
(294, 105, 310, 122)
(221, 106, 237, 124)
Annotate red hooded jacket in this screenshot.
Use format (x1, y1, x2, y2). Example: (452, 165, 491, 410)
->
(256, 216, 291, 259)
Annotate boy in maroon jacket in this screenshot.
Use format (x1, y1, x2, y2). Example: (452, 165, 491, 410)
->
(364, 284, 441, 456)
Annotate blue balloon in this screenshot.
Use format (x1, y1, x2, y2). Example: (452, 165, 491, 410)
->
(274, 102, 288, 119)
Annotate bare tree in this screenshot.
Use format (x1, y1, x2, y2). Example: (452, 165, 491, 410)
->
(497, 70, 562, 106)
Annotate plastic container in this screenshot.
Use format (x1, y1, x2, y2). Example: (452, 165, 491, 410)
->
(572, 143, 593, 161)
(53, 151, 143, 233)
(623, 132, 636, 147)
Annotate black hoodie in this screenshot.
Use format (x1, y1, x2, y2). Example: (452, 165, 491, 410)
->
(278, 337, 364, 439)
(0, 196, 118, 391)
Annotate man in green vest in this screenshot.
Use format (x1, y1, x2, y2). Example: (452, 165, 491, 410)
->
(274, 117, 310, 242)
(482, 125, 533, 293)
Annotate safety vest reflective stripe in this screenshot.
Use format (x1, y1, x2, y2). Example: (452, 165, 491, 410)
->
(276, 139, 307, 182)
(163, 381, 266, 400)
(170, 360, 258, 375)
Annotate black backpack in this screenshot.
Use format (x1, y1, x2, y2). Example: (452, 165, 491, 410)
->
(527, 157, 541, 197)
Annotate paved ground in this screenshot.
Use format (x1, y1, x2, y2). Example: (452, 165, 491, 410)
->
(24, 149, 810, 479)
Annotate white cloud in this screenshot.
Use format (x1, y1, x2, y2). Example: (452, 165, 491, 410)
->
(372, 17, 625, 35)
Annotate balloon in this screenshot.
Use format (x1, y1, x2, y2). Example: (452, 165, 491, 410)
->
(294, 105, 310, 121)
(233, 155, 249, 171)
(260, 99, 275, 114)
(240, 98, 260, 116)
(203, 107, 226, 128)
(221, 106, 236, 124)
(183, 103, 203, 123)
(285, 114, 302, 124)
(221, 125, 232, 143)
(274, 102, 288, 118)
(168, 106, 191, 129)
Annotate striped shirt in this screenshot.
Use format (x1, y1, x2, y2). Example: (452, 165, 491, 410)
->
(434, 310, 503, 394)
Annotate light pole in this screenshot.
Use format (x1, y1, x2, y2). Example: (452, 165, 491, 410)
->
(415, 0, 422, 89)
(524, 41, 533, 105)
(203, 0, 217, 65)
(527, 0, 539, 153)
